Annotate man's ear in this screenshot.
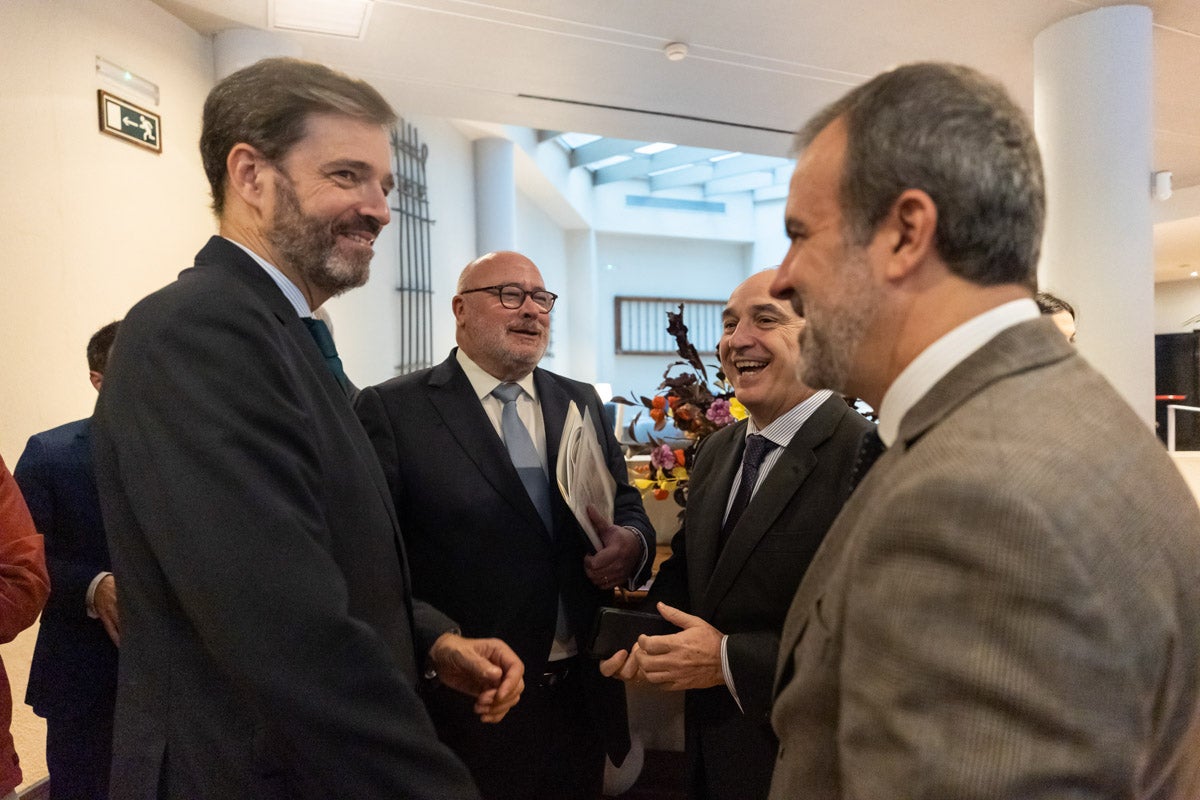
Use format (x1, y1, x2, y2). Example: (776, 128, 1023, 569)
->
(878, 188, 938, 281)
(224, 143, 270, 211)
(451, 294, 467, 327)
(89, 371, 103, 393)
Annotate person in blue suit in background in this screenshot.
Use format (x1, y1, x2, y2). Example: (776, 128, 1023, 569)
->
(15, 320, 120, 800)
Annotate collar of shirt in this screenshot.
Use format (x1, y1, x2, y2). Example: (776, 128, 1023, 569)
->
(224, 237, 312, 318)
(745, 389, 835, 448)
(725, 389, 834, 524)
(455, 348, 539, 404)
(455, 348, 546, 464)
(877, 298, 1039, 447)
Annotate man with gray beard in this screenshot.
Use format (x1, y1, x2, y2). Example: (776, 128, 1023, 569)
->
(767, 61, 1200, 800)
(91, 58, 523, 800)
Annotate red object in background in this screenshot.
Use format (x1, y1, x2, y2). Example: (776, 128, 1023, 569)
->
(1156, 395, 1187, 401)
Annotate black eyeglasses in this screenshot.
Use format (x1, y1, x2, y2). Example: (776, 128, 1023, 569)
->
(460, 283, 558, 312)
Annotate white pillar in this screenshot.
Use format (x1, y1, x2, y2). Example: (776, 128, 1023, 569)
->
(473, 138, 516, 255)
(213, 29, 302, 80)
(566, 229, 601, 381)
(1034, 5, 1155, 424)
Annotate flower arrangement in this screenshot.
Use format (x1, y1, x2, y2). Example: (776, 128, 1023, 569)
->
(614, 304, 747, 507)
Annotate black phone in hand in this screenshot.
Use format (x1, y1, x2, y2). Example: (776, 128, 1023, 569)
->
(586, 607, 680, 659)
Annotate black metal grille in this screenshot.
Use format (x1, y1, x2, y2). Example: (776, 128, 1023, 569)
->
(614, 296, 724, 355)
(391, 120, 435, 375)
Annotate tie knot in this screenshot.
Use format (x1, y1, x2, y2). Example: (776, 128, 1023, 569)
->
(743, 434, 778, 469)
(491, 382, 523, 404)
(302, 317, 338, 359)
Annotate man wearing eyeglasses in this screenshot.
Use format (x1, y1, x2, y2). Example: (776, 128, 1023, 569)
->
(355, 250, 653, 800)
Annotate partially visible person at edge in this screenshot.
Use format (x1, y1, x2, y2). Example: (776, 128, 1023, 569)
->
(767, 61, 1200, 800)
(1035, 290, 1077, 343)
(15, 321, 121, 800)
(0, 454, 50, 800)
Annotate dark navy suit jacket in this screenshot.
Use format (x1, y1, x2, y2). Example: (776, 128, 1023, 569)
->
(15, 417, 118, 720)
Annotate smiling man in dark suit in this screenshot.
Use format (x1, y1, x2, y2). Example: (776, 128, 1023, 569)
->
(92, 58, 523, 800)
(601, 268, 870, 799)
(14, 320, 120, 800)
(355, 250, 653, 799)
(767, 62, 1200, 799)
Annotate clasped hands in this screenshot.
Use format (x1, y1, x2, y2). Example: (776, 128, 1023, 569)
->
(582, 506, 642, 590)
(599, 602, 725, 691)
(428, 632, 525, 723)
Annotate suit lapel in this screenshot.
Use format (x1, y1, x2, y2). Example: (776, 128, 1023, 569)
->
(535, 368, 569, 478)
(685, 423, 747, 606)
(427, 357, 550, 535)
(700, 396, 842, 615)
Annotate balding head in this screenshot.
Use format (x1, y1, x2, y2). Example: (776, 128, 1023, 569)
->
(453, 251, 552, 381)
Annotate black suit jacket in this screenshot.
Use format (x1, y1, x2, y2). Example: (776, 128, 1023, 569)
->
(355, 351, 653, 764)
(92, 236, 477, 800)
(14, 418, 117, 721)
(647, 393, 870, 799)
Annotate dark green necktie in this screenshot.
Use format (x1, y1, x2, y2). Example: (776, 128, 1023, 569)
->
(301, 317, 349, 392)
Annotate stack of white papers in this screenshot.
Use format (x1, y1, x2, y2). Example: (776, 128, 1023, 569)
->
(555, 401, 616, 552)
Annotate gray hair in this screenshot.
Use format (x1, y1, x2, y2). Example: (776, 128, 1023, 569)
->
(200, 58, 396, 216)
(797, 62, 1044, 286)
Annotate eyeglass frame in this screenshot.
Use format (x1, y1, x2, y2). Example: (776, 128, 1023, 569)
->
(459, 283, 558, 312)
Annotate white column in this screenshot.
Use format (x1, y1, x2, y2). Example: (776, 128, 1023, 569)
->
(473, 138, 516, 254)
(1034, 5, 1155, 424)
(213, 29, 302, 80)
(566, 229, 601, 381)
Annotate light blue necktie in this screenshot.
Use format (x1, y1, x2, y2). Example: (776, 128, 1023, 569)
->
(492, 383, 573, 647)
(491, 383, 553, 534)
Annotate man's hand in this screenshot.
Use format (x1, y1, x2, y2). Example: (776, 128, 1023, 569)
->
(599, 642, 643, 682)
(603, 603, 724, 691)
(93, 574, 120, 646)
(583, 506, 642, 590)
(428, 633, 525, 723)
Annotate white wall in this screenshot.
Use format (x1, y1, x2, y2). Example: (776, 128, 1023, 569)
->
(1155, 280, 1200, 335)
(595, 233, 750, 397)
(515, 190, 569, 374)
(0, 0, 216, 460)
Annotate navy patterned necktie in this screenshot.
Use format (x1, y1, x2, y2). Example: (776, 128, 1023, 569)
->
(849, 427, 885, 493)
(301, 317, 349, 392)
(721, 433, 779, 544)
(491, 382, 553, 533)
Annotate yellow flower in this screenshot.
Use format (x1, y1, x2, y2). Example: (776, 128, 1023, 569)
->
(729, 397, 749, 420)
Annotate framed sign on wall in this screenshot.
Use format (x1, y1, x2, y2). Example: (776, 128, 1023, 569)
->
(97, 90, 161, 153)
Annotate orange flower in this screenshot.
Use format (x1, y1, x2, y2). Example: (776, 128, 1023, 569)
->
(649, 407, 666, 423)
(668, 396, 680, 410)
(653, 487, 669, 501)
(651, 396, 667, 410)
(673, 449, 686, 467)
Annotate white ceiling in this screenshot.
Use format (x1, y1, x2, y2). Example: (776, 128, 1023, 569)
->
(152, 0, 1200, 283)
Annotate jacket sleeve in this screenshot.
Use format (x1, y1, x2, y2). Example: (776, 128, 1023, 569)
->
(13, 436, 101, 618)
(0, 455, 49, 643)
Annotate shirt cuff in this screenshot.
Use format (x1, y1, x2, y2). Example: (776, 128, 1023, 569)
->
(721, 635, 744, 713)
(86, 571, 112, 619)
(623, 525, 649, 589)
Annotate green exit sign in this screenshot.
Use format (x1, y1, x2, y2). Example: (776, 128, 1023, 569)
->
(98, 90, 161, 153)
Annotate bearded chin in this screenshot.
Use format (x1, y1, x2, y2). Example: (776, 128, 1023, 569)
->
(800, 324, 848, 393)
(319, 247, 372, 297)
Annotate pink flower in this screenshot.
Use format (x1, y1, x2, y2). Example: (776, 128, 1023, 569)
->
(649, 443, 676, 471)
(706, 398, 734, 427)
